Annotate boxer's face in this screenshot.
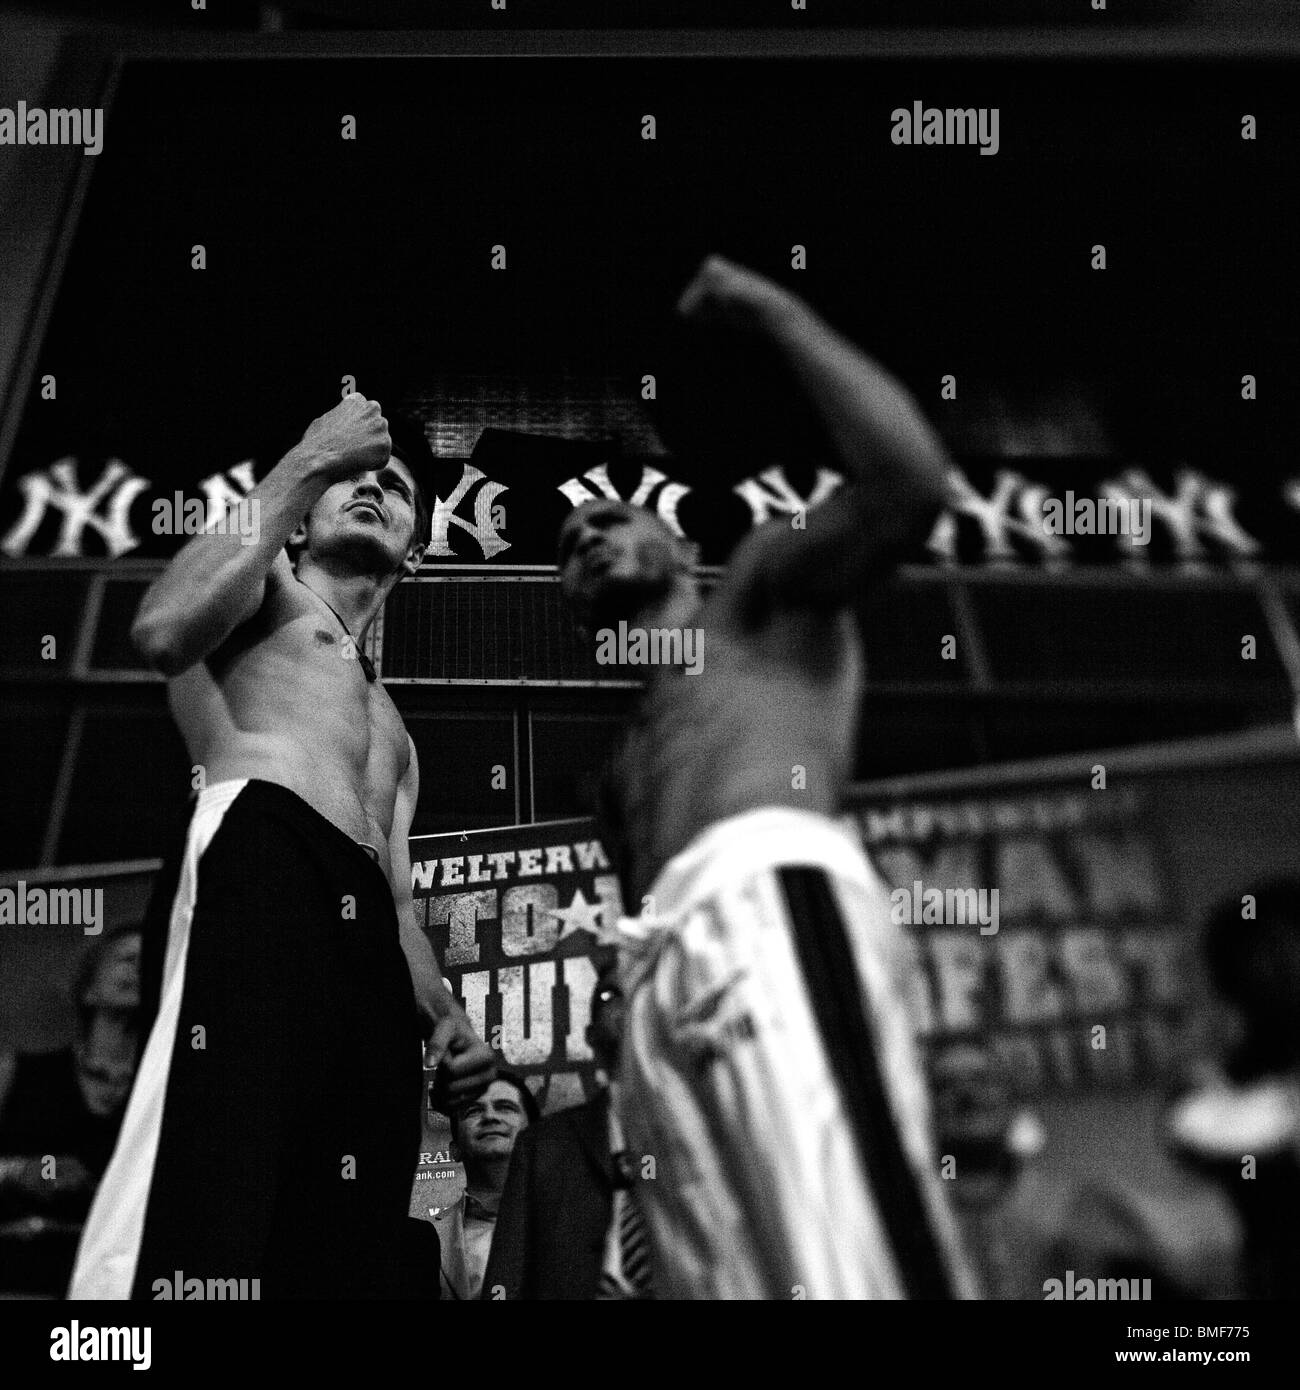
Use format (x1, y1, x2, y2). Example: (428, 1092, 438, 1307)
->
(456, 1079, 531, 1163)
(298, 456, 426, 577)
(557, 500, 689, 627)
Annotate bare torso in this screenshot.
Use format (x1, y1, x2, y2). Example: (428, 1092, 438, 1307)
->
(167, 571, 410, 883)
(605, 594, 863, 902)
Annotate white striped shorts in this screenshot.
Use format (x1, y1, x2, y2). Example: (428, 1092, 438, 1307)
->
(615, 806, 978, 1300)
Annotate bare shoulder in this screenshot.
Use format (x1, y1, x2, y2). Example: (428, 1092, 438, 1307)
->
(263, 549, 311, 614)
(704, 524, 857, 677)
(706, 520, 789, 632)
(191, 552, 309, 674)
(707, 518, 843, 632)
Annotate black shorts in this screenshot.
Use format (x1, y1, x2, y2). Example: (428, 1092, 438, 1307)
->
(70, 779, 424, 1300)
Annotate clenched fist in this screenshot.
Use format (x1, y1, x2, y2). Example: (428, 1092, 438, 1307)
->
(650, 255, 819, 470)
(425, 1004, 498, 1111)
(296, 394, 392, 484)
(675, 254, 800, 334)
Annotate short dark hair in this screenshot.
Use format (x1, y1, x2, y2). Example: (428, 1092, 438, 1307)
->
(386, 410, 434, 551)
(449, 1068, 541, 1139)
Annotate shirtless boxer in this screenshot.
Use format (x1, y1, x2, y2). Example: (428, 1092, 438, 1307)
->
(558, 257, 977, 1300)
(70, 394, 495, 1299)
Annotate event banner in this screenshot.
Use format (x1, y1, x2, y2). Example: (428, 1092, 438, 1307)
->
(409, 818, 624, 1118)
(411, 788, 1192, 1111)
(850, 783, 1189, 1096)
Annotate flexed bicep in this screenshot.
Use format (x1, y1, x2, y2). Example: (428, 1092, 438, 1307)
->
(672, 257, 951, 616)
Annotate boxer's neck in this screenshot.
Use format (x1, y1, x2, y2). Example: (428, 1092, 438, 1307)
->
(627, 574, 701, 636)
(295, 553, 395, 639)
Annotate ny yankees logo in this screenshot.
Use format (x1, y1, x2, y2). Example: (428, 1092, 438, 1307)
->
(558, 462, 692, 536)
(0, 458, 257, 558)
(428, 462, 510, 559)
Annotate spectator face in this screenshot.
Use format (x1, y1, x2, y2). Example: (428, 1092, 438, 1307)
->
(456, 1079, 531, 1164)
(74, 931, 142, 1117)
(929, 1042, 1013, 1152)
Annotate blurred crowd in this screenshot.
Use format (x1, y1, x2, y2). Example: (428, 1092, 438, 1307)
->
(4, 882, 1299, 1300)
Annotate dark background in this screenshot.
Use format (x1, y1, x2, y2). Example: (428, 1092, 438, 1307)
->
(0, 51, 1297, 872)
(5, 56, 1300, 509)
(0, 24, 1297, 1309)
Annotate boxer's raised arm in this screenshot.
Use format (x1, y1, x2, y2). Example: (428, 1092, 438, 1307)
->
(682, 258, 950, 617)
(130, 396, 392, 676)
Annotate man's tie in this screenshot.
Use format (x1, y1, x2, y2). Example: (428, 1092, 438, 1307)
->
(596, 1152, 656, 1299)
(618, 1183, 655, 1297)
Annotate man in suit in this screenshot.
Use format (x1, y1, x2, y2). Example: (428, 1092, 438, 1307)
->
(484, 955, 653, 1300)
(434, 1070, 538, 1301)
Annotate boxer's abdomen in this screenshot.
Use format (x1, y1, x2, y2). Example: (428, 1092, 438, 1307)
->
(609, 612, 863, 901)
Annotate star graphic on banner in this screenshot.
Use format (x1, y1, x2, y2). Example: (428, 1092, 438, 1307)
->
(547, 888, 607, 944)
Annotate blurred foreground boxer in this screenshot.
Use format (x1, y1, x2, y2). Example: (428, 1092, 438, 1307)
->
(71, 394, 494, 1299)
(558, 257, 976, 1299)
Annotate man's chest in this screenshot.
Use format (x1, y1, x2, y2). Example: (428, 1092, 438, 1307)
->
(358, 685, 411, 787)
(241, 600, 411, 778)
(621, 620, 860, 759)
